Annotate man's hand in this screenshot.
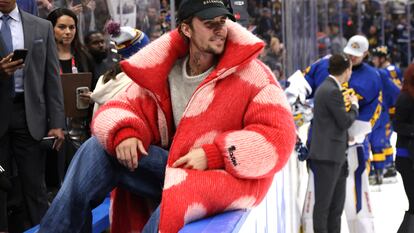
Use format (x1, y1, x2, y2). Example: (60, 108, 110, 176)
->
(37, 0, 53, 10)
(47, 128, 65, 151)
(70, 4, 83, 15)
(0, 53, 24, 76)
(115, 138, 148, 171)
(349, 94, 358, 105)
(79, 91, 93, 104)
(86, 0, 96, 11)
(172, 148, 208, 170)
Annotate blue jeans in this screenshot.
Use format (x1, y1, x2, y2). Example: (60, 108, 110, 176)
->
(38, 137, 167, 233)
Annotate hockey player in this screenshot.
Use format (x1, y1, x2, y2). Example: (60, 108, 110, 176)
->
(370, 46, 402, 183)
(286, 35, 382, 233)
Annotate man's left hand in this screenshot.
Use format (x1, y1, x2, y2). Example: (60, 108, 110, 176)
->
(47, 128, 65, 151)
(172, 148, 208, 170)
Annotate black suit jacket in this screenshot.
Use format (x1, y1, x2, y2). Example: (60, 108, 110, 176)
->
(309, 77, 358, 164)
(0, 9, 65, 140)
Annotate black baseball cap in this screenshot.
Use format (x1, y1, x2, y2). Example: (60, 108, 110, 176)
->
(177, 0, 236, 23)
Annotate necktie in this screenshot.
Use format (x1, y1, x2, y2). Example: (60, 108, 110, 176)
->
(1, 15, 13, 54)
(1, 15, 15, 96)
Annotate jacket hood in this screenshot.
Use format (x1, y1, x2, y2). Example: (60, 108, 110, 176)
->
(120, 20, 265, 102)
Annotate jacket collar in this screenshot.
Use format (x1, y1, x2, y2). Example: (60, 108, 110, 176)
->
(120, 20, 265, 102)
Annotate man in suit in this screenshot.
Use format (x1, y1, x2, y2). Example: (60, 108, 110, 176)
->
(309, 54, 359, 233)
(0, 0, 65, 230)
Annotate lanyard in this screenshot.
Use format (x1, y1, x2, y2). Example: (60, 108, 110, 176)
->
(60, 57, 78, 74)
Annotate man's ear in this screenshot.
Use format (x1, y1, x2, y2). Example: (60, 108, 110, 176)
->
(181, 23, 192, 38)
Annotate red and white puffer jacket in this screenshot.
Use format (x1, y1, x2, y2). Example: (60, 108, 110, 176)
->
(92, 20, 296, 233)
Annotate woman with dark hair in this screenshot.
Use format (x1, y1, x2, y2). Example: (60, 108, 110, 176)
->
(394, 63, 414, 233)
(47, 8, 93, 74)
(46, 8, 94, 193)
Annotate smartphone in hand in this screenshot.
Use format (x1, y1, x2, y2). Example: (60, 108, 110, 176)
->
(72, 0, 82, 5)
(11, 49, 28, 62)
(76, 86, 90, 110)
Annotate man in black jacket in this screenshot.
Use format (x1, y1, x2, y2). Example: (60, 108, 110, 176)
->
(394, 63, 414, 233)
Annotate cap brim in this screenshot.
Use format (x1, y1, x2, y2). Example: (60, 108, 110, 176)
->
(343, 46, 363, 57)
(195, 7, 236, 21)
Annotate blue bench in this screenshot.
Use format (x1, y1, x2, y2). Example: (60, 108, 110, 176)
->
(24, 197, 111, 233)
(180, 210, 249, 233)
(25, 198, 248, 233)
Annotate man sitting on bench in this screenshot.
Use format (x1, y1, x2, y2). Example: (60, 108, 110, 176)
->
(38, 0, 296, 232)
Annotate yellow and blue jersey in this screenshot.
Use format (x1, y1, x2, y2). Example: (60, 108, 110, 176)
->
(347, 63, 382, 126)
(304, 56, 331, 98)
(377, 65, 402, 113)
(369, 64, 402, 168)
(304, 57, 382, 127)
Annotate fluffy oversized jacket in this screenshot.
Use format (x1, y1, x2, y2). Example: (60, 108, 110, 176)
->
(91, 20, 296, 233)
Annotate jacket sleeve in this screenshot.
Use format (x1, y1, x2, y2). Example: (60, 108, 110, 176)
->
(91, 83, 162, 155)
(45, 21, 65, 130)
(393, 93, 414, 137)
(202, 83, 296, 179)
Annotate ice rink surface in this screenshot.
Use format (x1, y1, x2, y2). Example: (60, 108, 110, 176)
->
(340, 174, 407, 233)
(370, 175, 407, 233)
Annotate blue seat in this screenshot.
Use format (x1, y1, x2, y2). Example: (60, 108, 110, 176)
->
(179, 210, 249, 233)
(25, 198, 249, 233)
(24, 197, 111, 233)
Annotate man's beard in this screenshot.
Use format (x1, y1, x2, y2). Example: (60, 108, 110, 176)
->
(90, 50, 108, 63)
(205, 46, 223, 55)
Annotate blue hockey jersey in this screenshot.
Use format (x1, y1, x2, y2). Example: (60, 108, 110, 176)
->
(304, 57, 382, 126)
(377, 65, 402, 110)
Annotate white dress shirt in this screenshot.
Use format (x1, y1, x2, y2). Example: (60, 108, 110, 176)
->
(0, 6, 25, 93)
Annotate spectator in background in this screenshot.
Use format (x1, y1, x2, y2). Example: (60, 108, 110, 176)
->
(160, 0, 169, 11)
(79, 0, 111, 39)
(84, 30, 116, 90)
(342, 2, 357, 40)
(83, 22, 150, 114)
(255, 7, 275, 42)
(261, 36, 284, 81)
(138, 6, 158, 36)
(148, 24, 163, 41)
(37, 0, 55, 18)
(47, 8, 93, 74)
(53, 0, 82, 15)
(53, 0, 109, 42)
(362, 0, 380, 35)
(317, 28, 331, 58)
(47, 8, 94, 183)
(394, 63, 414, 233)
(159, 9, 170, 34)
(367, 25, 379, 49)
(0, 0, 65, 230)
(393, 17, 409, 67)
(16, 0, 38, 15)
(246, 0, 259, 19)
(328, 23, 347, 54)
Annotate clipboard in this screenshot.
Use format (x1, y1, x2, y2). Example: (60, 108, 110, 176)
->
(61, 72, 92, 117)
